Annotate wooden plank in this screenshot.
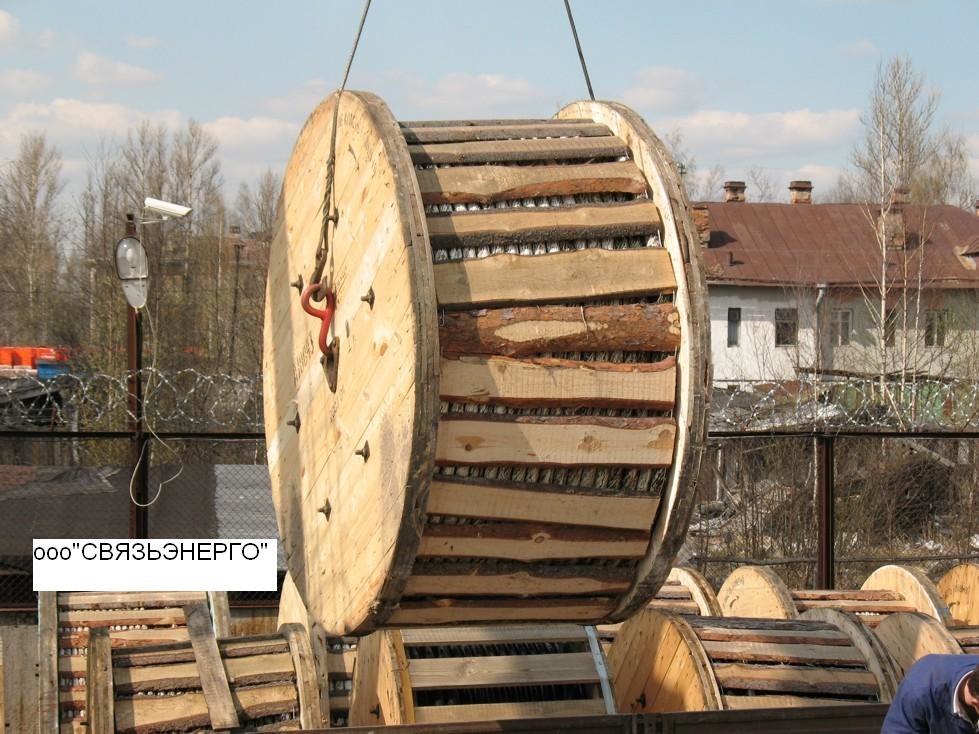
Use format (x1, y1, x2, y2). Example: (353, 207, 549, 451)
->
(326, 649, 358, 675)
(113, 653, 294, 693)
(409, 135, 629, 165)
(402, 122, 611, 144)
(419, 522, 650, 561)
(645, 599, 701, 614)
(692, 625, 852, 647)
(404, 567, 632, 597)
(425, 477, 661, 530)
(440, 302, 680, 358)
(184, 602, 240, 730)
(59, 591, 206, 610)
(59, 627, 191, 649)
(794, 599, 915, 614)
(407, 652, 599, 690)
(401, 118, 558, 127)
(60, 607, 187, 627)
(112, 636, 288, 668)
(427, 201, 660, 249)
(701, 639, 865, 666)
(436, 415, 676, 468)
(440, 354, 676, 410)
(208, 592, 231, 638)
(724, 694, 863, 709)
(114, 685, 298, 733)
(415, 162, 647, 205)
(792, 590, 902, 601)
(413, 699, 606, 723)
(388, 598, 616, 626)
(400, 624, 589, 647)
(434, 247, 675, 308)
(712, 663, 879, 696)
(39, 591, 60, 734)
(281, 623, 324, 729)
(85, 627, 113, 734)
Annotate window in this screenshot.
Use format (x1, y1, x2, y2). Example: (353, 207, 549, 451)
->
(925, 309, 949, 347)
(774, 308, 798, 347)
(727, 307, 741, 347)
(830, 309, 852, 346)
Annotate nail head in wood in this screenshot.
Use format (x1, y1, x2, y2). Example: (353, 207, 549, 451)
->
(287, 413, 301, 432)
(355, 441, 370, 461)
(290, 275, 304, 293)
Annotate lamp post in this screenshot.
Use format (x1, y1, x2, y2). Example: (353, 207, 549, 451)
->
(115, 198, 191, 539)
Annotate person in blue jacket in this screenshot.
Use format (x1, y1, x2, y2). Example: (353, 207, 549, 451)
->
(882, 654, 979, 733)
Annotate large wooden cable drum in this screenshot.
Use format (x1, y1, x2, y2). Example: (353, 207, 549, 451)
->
(873, 612, 979, 676)
(606, 608, 899, 713)
(937, 563, 979, 625)
(264, 92, 710, 635)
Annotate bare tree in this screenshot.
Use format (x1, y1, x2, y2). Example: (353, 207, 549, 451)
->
(746, 166, 779, 203)
(0, 132, 65, 343)
(663, 128, 726, 201)
(234, 168, 280, 240)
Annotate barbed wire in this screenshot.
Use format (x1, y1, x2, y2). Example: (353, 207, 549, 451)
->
(2, 369, 978, 434)
(0, 369, 263, 432)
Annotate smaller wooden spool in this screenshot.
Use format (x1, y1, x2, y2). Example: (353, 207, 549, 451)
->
(937, 563, 979, 625)
(873, 612, 979, 676)
(40, 590, 231, 733)
(91, 625, 320, 733)
(606, 608, 897, 713)
(349, 624, 613, 725)
(718, 564, 952, 626)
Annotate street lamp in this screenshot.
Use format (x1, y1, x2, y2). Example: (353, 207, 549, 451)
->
(115, 200, 191, 539)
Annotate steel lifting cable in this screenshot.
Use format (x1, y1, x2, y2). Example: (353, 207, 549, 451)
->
(564, 0, 596, 101)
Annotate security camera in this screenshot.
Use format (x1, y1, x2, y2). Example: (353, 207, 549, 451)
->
(144, 197, 192, 219)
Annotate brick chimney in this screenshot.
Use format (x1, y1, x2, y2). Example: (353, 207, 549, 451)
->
(723, 181, 746, 203)
(890, 186, 910, 209)
(880, 187, 909, 250)
(788, 180, 813, 204)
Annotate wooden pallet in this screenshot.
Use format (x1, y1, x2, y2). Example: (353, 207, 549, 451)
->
(606, 608, 900, 713)
(937, 563, 979, 625)
(38, 591, 230, 734)
(873, 611, 979, 676)
(263, 92, 710, 635)
(348, 623, 613, 726)
(716, 565, 952, 627)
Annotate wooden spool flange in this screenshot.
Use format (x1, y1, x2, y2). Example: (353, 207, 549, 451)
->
(717, 564, 952, 626)
(348, 623, 613, 726)
(85, 622, 321, 733)
(606, 608, 898, 713)
(263, 92, 710, 634)
(873, 612, 975, 677)
(38, 591, 230, 734)
(937, 563, 979, 625)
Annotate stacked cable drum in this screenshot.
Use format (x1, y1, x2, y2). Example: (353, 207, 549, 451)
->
(717, 565, 952, 627)
(263, 91, 709, 635)
(937, 563, 979, 625)
(874, 612, 979, 675)
(38, 591, 229, 734)
(350, 624, 612, 725)
(607, 608, 899, 713)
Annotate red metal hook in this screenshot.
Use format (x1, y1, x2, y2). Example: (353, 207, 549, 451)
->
(301, 283, 336, 355)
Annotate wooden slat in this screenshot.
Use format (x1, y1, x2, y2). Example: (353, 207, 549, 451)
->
(59, 591, 206, 610)
(39, 592, 59, 734)
(408, 652, 599, 690)
(415, 162, 647, 205)
(794, 599, 915, 614)
(326, 649, 357, 675)
(402, 122, 611, 144)
(426, 477, 661, 530)
(60, 607, 186, 627)
(281, 623, 324, 729)
(701, 639, 865, 666)
(692, 624, 852, 647)
(440, 302, 680, 357)
(405, 569, 631, 597)
(401, 118, 558, 127)
(413, 698, 606, 723)
(419, 521, 649, 561)
(114, 685, 298, 734)
(792, 590, 902, 601)
(388, 598, 616, 625)
(60, 627, 191, 649)
(712, 663, 879, 696)
(436, 415, 676, 468)
(427, 200, 660, 249)
(724, 694, 864, 709)
(184, 602, 240, 730)
(400, 624, 588, 647)
(409, 135, 629, 165)
(112, 637, 288, 668)
(112, 653, 295, 694)
(86, 627, 114, 734)
(435, 247, 673, 310)
(645, 599, 701, 614)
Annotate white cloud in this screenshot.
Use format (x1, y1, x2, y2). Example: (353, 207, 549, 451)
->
(658, 107, 861, 160)
(74, 52, 162, 86)
(0, 10, 19, 47)
(203, 116, 299, 152)
(406, 72, 542, 117)
(0, 69, 50, 96)
(795, 164, 844, 195)
(621, 67, 703, 114)
(265, 78, 331, 117)
(126, 34, 161, 49)
(838, 39, 879, 58)
(967, 134, 979, 180)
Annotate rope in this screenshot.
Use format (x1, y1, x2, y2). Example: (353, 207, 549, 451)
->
(563, 0, 595, 101)
(311, 0, 373, 294)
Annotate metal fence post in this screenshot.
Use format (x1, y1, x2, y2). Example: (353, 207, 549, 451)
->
(815, 434, 835, 589)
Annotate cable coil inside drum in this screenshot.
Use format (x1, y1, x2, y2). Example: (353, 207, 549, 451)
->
(263, 91, 710, 635)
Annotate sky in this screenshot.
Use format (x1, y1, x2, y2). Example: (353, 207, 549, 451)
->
(1, 0, 977, 208)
